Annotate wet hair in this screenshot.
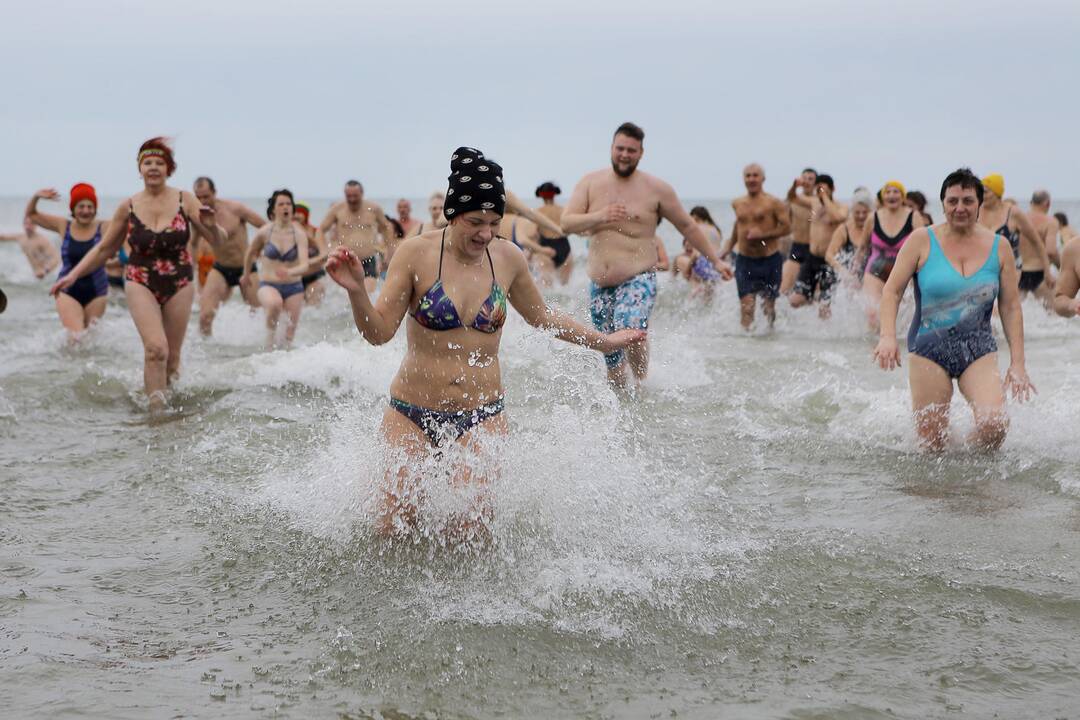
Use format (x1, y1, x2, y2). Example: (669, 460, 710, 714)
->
(939, 167, 984, 205)
(1031, 189, 1051, 206)
(816, 174, 835, 191)
(906, 190, 928, 211)
(690, 206, 720, 230)
(386, 216, 405, 239)
(138, 137, 177, 176)
(345, 180, 363, 191)
(194, 176, 216, 193)
(876, 188, 884, 204)
(802, 167, 817, 178)
(614, 122, 644, 143)
(1055, 211, 1069, 227)
(266, 188, 295, 219)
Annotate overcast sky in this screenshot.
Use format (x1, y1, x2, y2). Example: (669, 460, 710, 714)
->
(3, 0, 1078, 202)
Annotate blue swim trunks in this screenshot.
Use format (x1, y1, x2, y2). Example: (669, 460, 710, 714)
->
(734, 252, 783, 299)
(589, 270, 657, 369)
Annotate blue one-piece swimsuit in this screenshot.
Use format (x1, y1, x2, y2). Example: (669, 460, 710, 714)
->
(907, 229, 1000, 379)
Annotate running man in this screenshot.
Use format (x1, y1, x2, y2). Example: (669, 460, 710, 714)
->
(562, 122, 731, 387)
(719, 163, 791, 329)
(193, 177, 266, 335)
(788, 173, 848, 318)
(317, 180, 396, 293)
(396, 199, 421, 236)
(782, 167, 817, 293)
(1025, 189, 1060, 304)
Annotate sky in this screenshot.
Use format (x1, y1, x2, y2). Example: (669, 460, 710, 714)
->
(2, 0, 1078, 203)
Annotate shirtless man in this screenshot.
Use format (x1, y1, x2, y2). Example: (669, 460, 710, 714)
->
(788, 174, 848, 318)
(396, 199, 421, 237)
(1026, 189, 1060, 305)
(317, 180, 395, 293)
(562, 122, 731, 387)
(978, 174, 1050, 300)
(1, 216, 60, 279)
(1052, 234, 1080, 318)
(193, 177, 266, 335)
(782, 167, 817, 293)
(719, 164, 792, 329)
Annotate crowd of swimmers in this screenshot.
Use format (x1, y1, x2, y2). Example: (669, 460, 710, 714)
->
(3, 124, 1079, 538)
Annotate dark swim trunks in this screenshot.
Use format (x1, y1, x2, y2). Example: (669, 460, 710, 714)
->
(792, 252, 838, 302)
(212, 263, 256, 288)
(789, 242, 810, 263)
(734, 252, 783, 299)
(539, 236, 572, 267)
(1018, 270, 1044, 291)
(361, 255, 378, 278)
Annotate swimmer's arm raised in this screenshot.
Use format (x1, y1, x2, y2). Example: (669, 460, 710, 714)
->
(1052, 239, 1080, 317)
(329, 245, 412, 345)
(506, 251, 642, 353)
(25, 189, 68, 235)
(787, 181, 812, 208)
(821, 196, 847, 223)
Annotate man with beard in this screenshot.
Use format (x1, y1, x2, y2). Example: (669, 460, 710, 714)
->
(318, 180, 396, 293)
(719, 163, 791, 329)
(782, 167, 817, 294)
(193, 176, 266, 336)
(562, 122, 731, 388)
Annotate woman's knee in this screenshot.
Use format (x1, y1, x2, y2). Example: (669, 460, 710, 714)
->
(144, 339, 169, 364)
(973, 411, 1009, 450)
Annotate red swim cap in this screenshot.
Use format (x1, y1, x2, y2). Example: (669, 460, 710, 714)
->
(69, 183, 98, 212)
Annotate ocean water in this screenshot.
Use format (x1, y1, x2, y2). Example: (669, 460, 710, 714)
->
(2, 196, 1080, 719)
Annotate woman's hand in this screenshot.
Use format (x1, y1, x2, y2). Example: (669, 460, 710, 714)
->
(275, 267, 290, 281)
(1003, 365, 1036, 402)
(50, 273, 76, 297)
(872, 335, 900, 370)
(198, 204, 216, 227)
(325, 246, 367, 293)
(34, 188, 60, 201)
(599, 329, 647, 355)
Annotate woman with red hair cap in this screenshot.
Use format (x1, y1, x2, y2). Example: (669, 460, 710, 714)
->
(51, 137, 226, 410)
(27, 183, 113, 338)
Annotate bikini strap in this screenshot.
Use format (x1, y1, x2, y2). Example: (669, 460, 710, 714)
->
(437, 228, 446, 279)
(485, 247, 495, 282)
(64, 221, 72, 240)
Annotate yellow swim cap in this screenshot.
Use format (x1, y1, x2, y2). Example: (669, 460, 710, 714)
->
(882, 180, 906, 198)
(981, 173, 1005, 198)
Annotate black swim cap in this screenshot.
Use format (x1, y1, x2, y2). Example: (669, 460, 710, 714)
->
(444, 147, 505, 221)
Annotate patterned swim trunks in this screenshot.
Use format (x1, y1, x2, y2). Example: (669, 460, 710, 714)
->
(589, 270, 657, 369)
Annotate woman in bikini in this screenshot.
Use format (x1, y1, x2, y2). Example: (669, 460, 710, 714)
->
(27, 184, 112, 339)
(243, 190, 310, 350)
(326, 147, 644, 539)
(51, 137, 225, 409)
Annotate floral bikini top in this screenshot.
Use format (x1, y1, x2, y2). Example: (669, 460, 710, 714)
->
(412, 230, 507, 334)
